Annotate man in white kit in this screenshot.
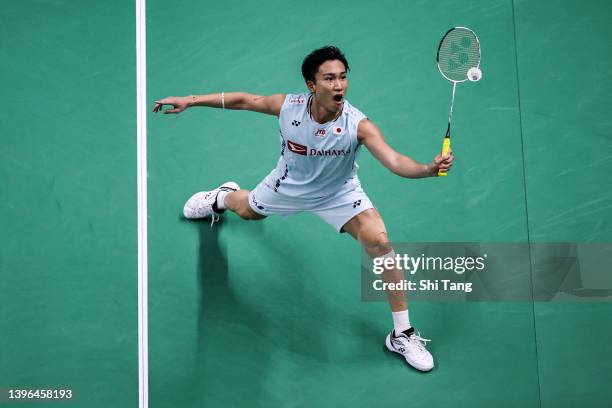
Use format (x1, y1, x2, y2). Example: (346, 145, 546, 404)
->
(153, 46, 453, 372)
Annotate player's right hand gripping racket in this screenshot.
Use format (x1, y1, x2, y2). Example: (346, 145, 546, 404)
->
(436, 27, 481, 176)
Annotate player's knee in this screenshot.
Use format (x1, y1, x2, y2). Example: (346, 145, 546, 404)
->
(236, 206, 264, 221)
(235, 207, 253, 220)
(362, 232, 392, 258)
(240, 212, 258, 221)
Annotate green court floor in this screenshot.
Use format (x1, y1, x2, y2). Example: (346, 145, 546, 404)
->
(1, 0, 611, 407)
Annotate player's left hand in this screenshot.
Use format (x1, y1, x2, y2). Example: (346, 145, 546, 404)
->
(431, 150, 454, 175)
(152, 96, 189, 114)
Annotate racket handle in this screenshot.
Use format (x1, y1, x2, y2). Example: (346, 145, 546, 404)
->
(438, 137, 451, 177)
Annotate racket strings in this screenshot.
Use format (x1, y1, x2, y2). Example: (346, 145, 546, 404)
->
(437, 28, 480, 82)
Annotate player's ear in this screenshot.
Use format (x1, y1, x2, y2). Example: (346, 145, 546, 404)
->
(306, 80, 315, 93)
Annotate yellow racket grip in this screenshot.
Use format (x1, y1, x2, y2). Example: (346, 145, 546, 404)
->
(438, 137, 451, 177)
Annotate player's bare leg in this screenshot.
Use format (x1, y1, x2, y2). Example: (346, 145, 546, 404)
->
(343, 208, 434, 371)
(182, 182, 264, 222)
(342, 208, 406, 311)
(224, 190, 266, 220)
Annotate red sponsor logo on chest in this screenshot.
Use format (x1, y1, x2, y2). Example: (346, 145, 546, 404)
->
(287, 140, 308, 155)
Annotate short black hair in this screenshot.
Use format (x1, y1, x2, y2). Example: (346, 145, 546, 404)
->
(301, 46, 349, 83)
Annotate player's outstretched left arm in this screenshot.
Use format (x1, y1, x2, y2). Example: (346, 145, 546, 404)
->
(358, 118, 453, 178)
(152, 93, 286, 116)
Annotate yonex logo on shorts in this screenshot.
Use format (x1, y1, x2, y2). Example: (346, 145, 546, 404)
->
(287, 140, 308, 156)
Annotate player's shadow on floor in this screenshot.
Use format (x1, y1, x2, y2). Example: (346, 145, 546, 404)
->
(192, 220, 273, 406)
(190, 216, 378, 403)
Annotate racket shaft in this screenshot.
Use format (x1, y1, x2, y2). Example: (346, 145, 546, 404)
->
(447, 82, 457, 129)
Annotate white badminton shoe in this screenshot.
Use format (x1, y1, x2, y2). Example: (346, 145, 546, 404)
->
(183, 181, 240, 222)
(385, 327, 434, 372)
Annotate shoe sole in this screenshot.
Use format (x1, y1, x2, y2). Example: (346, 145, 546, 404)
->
(385, 334, 434, 372)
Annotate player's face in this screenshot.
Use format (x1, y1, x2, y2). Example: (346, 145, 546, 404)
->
(308, 59, 348, 112)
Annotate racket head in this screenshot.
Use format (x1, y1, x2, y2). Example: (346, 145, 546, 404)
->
(437, 27, 481, 83)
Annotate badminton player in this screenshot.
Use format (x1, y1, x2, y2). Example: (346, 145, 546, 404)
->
(153, 46, 453, 371)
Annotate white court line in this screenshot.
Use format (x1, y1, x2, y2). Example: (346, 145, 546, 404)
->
(136, 0, 148, 407)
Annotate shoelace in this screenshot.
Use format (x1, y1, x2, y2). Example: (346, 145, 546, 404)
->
(209, 212, 220, 229)
(410, 332, 431, 350)
(410, 332, 431, 353)
(395, 331, 431, 353)
(208, 187, 236, 228)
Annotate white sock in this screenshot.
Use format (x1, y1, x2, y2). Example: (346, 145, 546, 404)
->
(392, 310, 411, 333)
(216, 190, 230, 210)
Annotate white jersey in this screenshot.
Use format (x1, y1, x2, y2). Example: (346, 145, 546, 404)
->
(261, 92, 367, 200)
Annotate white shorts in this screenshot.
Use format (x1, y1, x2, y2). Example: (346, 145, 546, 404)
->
(248, 181, 374, 233)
